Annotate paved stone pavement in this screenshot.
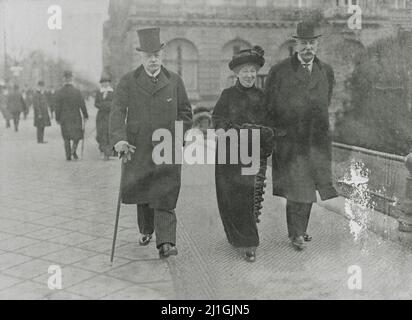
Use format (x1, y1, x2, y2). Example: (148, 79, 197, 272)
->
(0, 101, 412, 300)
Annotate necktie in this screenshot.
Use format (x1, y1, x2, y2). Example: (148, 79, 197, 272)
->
(302, 63, 311, 74)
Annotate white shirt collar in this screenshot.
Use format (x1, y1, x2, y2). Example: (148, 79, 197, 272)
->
(143, 66, 161, 78)
(297, 54, 314, 72)
(100, 86, 113, 93)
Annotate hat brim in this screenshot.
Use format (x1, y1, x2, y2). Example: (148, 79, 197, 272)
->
(136, 43, 165, 52)
(229, 55, 265, 71)
(292, 34, 322, 39)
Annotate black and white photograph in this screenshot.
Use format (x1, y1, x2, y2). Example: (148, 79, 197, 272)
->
(0, 0, 412, 304)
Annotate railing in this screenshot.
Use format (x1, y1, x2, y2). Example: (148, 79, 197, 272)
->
(332, 142, 408, 217)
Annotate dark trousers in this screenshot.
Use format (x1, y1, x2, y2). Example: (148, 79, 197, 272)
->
(11, 112, 20, 131)
(64, 139, 80, 159)
(137, 204, 177, 248)
(36, 126, 45, 143)
(286, 200, 313, 239)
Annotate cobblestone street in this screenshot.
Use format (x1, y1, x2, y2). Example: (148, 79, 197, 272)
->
(0, 103, 412, 300)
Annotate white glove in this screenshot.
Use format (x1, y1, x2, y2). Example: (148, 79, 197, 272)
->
(114, 141, 136, 163)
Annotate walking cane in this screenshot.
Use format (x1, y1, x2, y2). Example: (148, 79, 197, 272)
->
(110, 158, 125, 264)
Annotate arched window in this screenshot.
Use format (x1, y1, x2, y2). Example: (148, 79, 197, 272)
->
(163, 38, 199, 99)
(220, 39, 251, 90)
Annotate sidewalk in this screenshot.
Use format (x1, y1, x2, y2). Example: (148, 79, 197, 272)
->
(0, 107, 175, 300)
(1, 106, 412, 299)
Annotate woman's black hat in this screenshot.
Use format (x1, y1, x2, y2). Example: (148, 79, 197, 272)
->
(228, 45, 265, 71)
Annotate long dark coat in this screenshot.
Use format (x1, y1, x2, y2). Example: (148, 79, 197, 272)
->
(264, 53, 338, 203)
(95, 89, 113, 154)
(33, 91, 51, 128)
(7, 91, 26, 116)
(213, 81, 273, 248)
(54, 84, 88, 140)
(110, 66, 192, 209)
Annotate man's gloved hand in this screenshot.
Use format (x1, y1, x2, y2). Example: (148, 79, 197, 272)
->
(114, 140, 136, 163)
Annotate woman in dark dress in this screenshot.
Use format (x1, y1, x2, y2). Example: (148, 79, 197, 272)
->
(213, 46, 274, 262)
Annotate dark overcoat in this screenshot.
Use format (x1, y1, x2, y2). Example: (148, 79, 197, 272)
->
(54, 84, 88, 140)
(213, 81, 273, 247)
(95, 90, 113, 151)
(109, 65, 192, 209)
(264, 53, 338, 203)
(7, 91, 26, 115)
(33, 91, 51, 128)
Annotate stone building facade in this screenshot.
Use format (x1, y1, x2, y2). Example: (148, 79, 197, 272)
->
(102, 0, 412, 114)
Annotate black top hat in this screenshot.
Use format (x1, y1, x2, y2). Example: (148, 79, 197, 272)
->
(228, 45, 265, 71)
(63, 70, 73, 79)
(136, 27, 165, 53)
(292, 21, 322, 39)
(37, 80, 45, 86)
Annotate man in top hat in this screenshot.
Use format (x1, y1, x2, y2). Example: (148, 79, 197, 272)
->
(55, 70, 88, 160)
(264, 20, 338, 250)
(33, 80, 51, 143)
(109, 27, 192, 258)
(95, 74, 114, 160)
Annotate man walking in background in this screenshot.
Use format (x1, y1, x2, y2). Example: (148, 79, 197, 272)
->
(55, 71, 88, 161)
(6, 84, 26, 132)
(33, 80, 51, 144)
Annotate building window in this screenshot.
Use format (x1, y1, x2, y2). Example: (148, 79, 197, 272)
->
(163, 39, 199, 97)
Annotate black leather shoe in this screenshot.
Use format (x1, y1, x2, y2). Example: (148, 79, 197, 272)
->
(72, 152, 79, 160)
(291, 236, 305, 251)
(303, 233, 312, 242)
(244, 250, 256, 263)
(158, 243, 178, 258)
(138, 233, 152, 246)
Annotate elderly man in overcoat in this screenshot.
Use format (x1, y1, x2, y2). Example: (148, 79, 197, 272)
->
(55, 71, 88, 160)
(109, 27, 192, 258)
(265, 21, 338, 250)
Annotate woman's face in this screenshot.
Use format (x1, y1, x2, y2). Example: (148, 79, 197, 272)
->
(237, 64, 257, 88)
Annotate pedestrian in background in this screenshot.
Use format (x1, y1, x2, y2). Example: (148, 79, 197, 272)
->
(33, 80, 51, 144)
(55, 71, 88, 161)
(264, 21, 338, 251)
(95, 74, 114, 160)
(46, 85, 56, 119)
(6, 84, 26, 132)
(0, 81, 11, 129)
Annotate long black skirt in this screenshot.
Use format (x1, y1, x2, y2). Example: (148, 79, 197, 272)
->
(215, 162, 259, 248)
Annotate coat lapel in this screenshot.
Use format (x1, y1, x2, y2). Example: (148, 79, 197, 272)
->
(290, 53, 309, 84)
(134, 66, 154, 95)
(153, 70, 170, 94)
(306, 61, 323, 90)
(290, 53, 323, 89)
